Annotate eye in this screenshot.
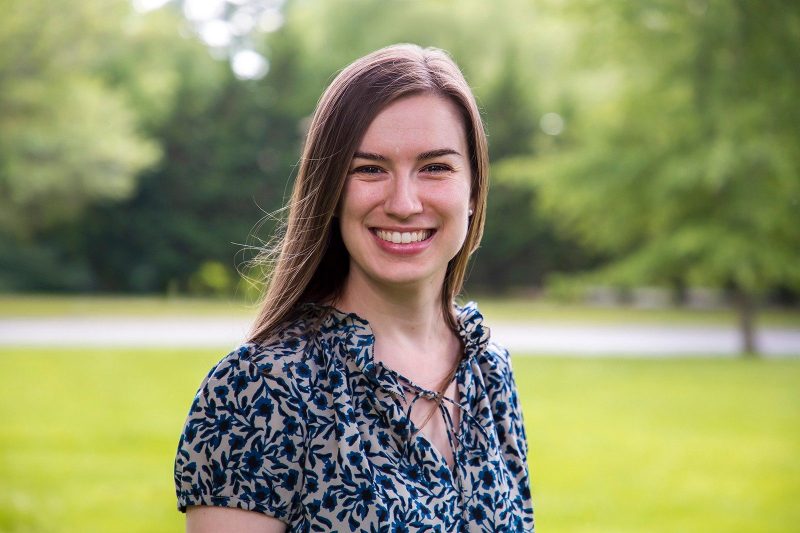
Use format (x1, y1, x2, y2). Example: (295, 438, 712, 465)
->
(349, 165, 385, 175)
(421, 163, 453, 173)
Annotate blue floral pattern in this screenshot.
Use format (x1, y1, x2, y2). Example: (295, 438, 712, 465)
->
(174, 302, 534, 531)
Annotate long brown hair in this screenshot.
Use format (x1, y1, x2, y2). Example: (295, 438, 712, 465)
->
(248, 43, 489, 344)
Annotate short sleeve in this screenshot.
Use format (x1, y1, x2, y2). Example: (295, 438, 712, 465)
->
(484, 343, 534, 527)
(173, 347, 306, 522)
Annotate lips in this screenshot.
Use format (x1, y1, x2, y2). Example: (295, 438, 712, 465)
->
(373, 229, 433, 244)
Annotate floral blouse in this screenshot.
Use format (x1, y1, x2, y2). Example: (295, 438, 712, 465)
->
(174, 302, 534, 532)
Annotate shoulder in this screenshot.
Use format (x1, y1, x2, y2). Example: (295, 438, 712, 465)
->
(462, 306, 529, 460)
(174, 309, 326, 520)
(475, 341, 521, 410)
(454, 300, 514, 375)
(477, 340, 513, 374)
(215, 304, 335, 387)
(180, 306, 333, 452)
(213, 302, 346, 398)
(456, 300, 520, 403)
(243, 305, 327, 369)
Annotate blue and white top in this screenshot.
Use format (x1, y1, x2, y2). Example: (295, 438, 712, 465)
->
(174, 302, 534, 532)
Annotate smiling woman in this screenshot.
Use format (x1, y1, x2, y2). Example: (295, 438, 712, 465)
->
(174, 44, 534, 532)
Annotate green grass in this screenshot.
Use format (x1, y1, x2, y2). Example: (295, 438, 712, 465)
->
(1, 350, 798, 532)
(0, 295, 258, 318)
(516, 357, 800, 533)
(2, 294, 799, 327)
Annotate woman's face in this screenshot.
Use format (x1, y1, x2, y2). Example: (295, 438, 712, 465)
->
(339, 93, 474, 292)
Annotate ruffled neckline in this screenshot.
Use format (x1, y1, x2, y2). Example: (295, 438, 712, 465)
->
(302, 301, 490, 398)
(299, 301, 497, 464)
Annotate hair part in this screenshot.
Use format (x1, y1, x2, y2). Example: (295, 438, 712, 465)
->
(248, 43, 489, 344)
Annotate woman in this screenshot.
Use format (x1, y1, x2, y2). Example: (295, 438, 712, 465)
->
(174, 44, 534, 532)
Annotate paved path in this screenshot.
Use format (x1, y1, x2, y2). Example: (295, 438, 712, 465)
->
(1, 317, 799, 356)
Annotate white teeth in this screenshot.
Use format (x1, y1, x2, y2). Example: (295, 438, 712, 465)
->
(375, 229, 431, 244)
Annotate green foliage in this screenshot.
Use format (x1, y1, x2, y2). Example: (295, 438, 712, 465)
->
(481, 50, 538, 160)
(72, 41, 301, 292)
(1, 348, 797, 531)
(187, 261, 233, 296)
(0, 0, 226, 291)
(513, 0, 800, 295)
(4, 0, 795, 300)
(0, 76, 159, 234)
(0, 0, 163, 238)
(0, 234, 93, 292)
(29, 0, 588, 293)
(469, 47, 599, 289)
(469, 181, 600, 291)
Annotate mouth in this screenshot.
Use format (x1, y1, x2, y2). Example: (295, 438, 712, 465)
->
(372, 228, 434, 244)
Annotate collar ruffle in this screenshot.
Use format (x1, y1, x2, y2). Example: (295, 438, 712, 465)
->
(301, 301, 495, 460)
(304, 301, 490, 397)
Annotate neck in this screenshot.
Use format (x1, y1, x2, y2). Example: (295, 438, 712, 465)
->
(335, 270, 459, 388)
(336, 271, 448, 337)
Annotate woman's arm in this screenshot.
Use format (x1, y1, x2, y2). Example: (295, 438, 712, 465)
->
(186, 506, 287, 533)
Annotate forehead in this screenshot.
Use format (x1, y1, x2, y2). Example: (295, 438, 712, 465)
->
(357, 93, 468, 155)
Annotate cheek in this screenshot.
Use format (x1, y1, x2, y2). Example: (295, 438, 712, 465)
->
(339, 181, 382, 219)
(431, 181, 472, 216)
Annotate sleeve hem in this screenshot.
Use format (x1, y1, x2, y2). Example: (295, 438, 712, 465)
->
(178, 495, 287, 522)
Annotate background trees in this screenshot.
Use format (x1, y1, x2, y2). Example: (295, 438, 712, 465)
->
(498, 0, 800, 351)
(0, 1, 211, 289)
(1, 0, 797, 352)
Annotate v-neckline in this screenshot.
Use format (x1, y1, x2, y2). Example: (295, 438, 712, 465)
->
(411, 383, 459, 464)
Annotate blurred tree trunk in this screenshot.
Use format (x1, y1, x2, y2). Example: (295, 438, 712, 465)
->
(734, 288, 757, 356)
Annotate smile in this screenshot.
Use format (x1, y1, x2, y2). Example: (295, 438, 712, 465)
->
(373, 229, 433, 244)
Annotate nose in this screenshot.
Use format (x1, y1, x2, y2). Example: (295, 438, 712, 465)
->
(384, 174, 422, 219)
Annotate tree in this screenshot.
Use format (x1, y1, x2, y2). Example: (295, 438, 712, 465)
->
(0, 0, 161, 238)
(470, 50, 600, 291)
(73, 26, 309, 292)
(1, 0, 603, 294)
(501, 0, 800, 354)
(0, 0, 206, 290)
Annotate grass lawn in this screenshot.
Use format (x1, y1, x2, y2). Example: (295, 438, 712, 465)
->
(0, 349, 798, 532)
(1, 294, 799, 327)
(0, 295, 259, 318)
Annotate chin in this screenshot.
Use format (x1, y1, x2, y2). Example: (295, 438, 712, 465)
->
(366, 267, 441, 289)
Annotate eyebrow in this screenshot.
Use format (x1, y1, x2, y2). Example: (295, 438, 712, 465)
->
(352, 148, 463, 161)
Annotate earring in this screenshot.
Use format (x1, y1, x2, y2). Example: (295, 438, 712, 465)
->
(468, 209, 474, 217)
